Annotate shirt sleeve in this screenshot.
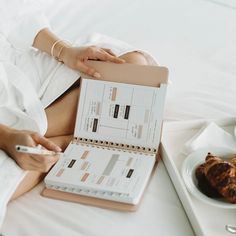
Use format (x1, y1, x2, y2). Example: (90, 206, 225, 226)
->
(0, 0, 50, 51)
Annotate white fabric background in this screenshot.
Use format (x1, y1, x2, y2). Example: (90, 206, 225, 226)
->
(1, 0, 236, 235)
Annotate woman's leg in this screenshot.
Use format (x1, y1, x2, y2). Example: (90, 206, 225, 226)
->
(119, 51, 148, 65)
(45, 85, 80, 138)
(10, 171, 45, 201)
(11, 51, 149, 200)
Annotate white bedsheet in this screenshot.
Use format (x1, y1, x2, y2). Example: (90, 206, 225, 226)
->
(1, 0, 236, 235)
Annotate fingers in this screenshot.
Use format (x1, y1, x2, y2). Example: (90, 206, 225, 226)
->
(102, 48, 116, 56)
(31, 133, 62, 152)
(84, 46, 125, 63)
(76, 61, 101, 78)
(17, 153, 60, 173)
(23, 133, 60, 172)
(75, 46, 125, 78)
(8, 130, 62, 172)
(30, 153, 59, 164)
(97, 48, 125, 63)
(30, 154, 60, 172)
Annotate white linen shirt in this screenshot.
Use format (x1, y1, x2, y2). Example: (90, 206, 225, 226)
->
(0, 0, 55, 226)
(0, 0, 79, 134)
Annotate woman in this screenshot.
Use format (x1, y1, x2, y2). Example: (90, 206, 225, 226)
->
(0, 0, 155, 201)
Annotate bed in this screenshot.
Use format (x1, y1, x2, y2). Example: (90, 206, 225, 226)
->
(1, 0, 236, 235)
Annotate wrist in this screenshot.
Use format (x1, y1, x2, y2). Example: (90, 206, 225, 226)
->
(58, 45, 70, 64)
(51, 40, 71, 62)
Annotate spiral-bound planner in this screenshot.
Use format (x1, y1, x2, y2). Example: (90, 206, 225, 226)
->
(42, 61, 168, 210)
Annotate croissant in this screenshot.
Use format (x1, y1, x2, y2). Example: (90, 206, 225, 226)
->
(230, 155, 236, 167)
(196, 152, 236, 203)
(195, 160, 221, 198)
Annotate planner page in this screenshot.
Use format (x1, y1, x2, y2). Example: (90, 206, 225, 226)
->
(74, 79, 167, 149)
(45, 143, 155, 203)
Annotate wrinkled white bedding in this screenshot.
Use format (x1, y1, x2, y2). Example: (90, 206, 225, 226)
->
(1, 0, 236, 235)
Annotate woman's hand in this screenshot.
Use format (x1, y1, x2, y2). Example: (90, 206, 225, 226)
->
(60, 46, 125, 78)
(4, 129, 61, 172)
(33, 29, 125, 78)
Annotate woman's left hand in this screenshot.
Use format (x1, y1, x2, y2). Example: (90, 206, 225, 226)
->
(60, 46, 125, 78)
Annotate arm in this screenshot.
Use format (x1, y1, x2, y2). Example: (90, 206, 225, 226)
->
(1, 0, 124, 78)
(32, 28, 65, 56)
(33, 28, 125, 78)
(0, 124, 61, 172)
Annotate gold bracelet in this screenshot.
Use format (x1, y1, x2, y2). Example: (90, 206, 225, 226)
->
(51, 39, 71, 61)
(51, 39, 64, 57)
(56, 44, 70, 62)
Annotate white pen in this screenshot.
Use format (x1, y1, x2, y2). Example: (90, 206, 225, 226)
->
(15, 145, 61, 156)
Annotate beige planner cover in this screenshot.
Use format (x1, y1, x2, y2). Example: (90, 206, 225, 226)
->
(41, 61, 168, 211)
(83, 60, 168, 87)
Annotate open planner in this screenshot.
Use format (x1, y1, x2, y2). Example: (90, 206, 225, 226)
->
(42, 60, 168, 211)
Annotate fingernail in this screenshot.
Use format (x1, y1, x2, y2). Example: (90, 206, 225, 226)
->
(56, 146, 62, 152)
(94, 72, 101, 78)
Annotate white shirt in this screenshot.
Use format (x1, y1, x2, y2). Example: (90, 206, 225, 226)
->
(0, 0, 54, 225)
(0, 0, 79, 134)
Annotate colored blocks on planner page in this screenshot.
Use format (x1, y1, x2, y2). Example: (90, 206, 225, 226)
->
(113, 104, 119, 118)
(83, 118, 99, 133)
(68, 159, 76, 168)
(81, 150, 89, 160)
(111, 87, 117, 101)
(81, 173, 89, 182)
(126, 169, 134, 178)
(96, 176, 105, 185)
(92, 118, 98, 132)
(56, 168, 64, 177)
(87, 101, 101, 116)
(109, 104, 130, 120)
(80, 161, 89, 171)
(75, 79, 165, 148)
(124, 105, 130, 120)
(126, 157, 133, 167)
(51, 143, 154, 194)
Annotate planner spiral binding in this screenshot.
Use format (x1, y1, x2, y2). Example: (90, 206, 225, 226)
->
(73, 137, 158, 155)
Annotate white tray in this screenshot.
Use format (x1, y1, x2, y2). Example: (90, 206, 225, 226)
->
(161, 118, 236, 236)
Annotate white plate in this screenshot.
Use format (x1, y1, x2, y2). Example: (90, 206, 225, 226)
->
(181, 147, 236, 209)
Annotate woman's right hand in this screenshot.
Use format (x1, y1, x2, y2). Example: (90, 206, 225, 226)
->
(4, 129, 61, 172)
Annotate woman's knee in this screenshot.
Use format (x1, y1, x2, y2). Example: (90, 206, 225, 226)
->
(119, 52, 148, 65)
